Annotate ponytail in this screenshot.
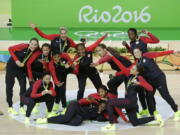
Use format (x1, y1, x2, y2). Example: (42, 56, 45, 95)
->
(98, 43, 121, 56)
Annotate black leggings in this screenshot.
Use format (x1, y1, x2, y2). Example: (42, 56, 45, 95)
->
(21, 94, 54, 117)
(77, 71, 102, 100)
(138, 88, 156, 115)
(55, 73, 68, 107)
(6, 67, 26, 107)
(48, 101, 83, 126)
(106, 99, 155, 126)
(151, 73, 178, 112)
(107, 75, 128, 95)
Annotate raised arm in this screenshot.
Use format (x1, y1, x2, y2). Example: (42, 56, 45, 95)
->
(111, 56, 130, 76)
(122, 41, 132, 54)
(67, 37, 77, 48)
(33, 27, 59, 40)
(140, 30, 160, 44)
(86, 34, 107, 51)
(143, 50, 174, 59)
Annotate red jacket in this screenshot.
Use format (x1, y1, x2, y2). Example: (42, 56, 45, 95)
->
(31, 80, 56, 98)
(49, 53, 73, 85)
(8, 43, 29, 62)
(78, 92, 128, 122)
(26, 50, 50, 80)
(34, 27, 77, 48)
(111, 56, 153, 92)
(73, 35, 107, 74)
(124, 32, 160, 54)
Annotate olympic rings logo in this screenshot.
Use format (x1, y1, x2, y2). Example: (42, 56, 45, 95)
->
(74, 31, 128, 39)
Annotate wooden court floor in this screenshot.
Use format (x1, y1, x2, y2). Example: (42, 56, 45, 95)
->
(0, 70, 180, 135)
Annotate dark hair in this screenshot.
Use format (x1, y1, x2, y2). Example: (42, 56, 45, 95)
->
(42, 72, 51, 77)
(41, 43, 51, 50)
(41, 43, 51, 60)
(128, 28, 137, 35)
(77, 43, 85, 49)
(30, 37, 39, 44)
(52, 51, 60, 56)
(80, 38, 86, 43)
(98, 43, 120, 56)
(98, 85, 108, 92)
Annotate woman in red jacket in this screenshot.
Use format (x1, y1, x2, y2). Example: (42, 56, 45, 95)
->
(79, 85, 128, 123)
(49, 51, 73, 111)
(73, 33, 107, 100)
(133, 48, 180, 121)
(27, 43, 51, 84)
(30, 23, 77, 53)
(102, 54, 163, 131)
(21, 72, 56, 124)
(6, 38, 39, 115)
(122, 28, 160, 116)
(122, 29, 159, 54)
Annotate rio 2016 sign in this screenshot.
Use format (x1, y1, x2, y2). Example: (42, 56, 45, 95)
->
(79, 5, 151, 24)
(12, 0, 180, 28)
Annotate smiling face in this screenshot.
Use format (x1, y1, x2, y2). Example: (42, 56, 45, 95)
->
(128, 30, 137, 41)
(42, 46, 50, 56)
(53, 54, 60, 63)
(43, 74, 51, 84)
(96, 46, 107, 57)
(60, 29, 67, 40)
(133, 48, 142, 59)
(77, 45, 86, 56)
(29, 40, 39, 51)
(98, 88, 107, 98)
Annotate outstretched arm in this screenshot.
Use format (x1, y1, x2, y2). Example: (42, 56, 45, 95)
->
(30, 24, 59, 40)
(86, 33, 108, 51)
(140, 30, 160, 44)
(143, 50, 174, 59)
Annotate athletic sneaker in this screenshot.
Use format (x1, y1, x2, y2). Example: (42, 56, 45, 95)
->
(154, 114, 164, 127)
(25, 117, 30, 124)
(174, 111, 180, 121)
(36, 118, 47, 124)
(32, 105, 39, 114)
(101, 124, 116, 131)
(19, 107, 26, 115)
(60, 108, 67, 115)
(137, 113, 142, 118)
(47, 112, 58, 118)
(52, 104, 60, 112)
(146, 120, 160, 125)
(153, 110, 159, 115)
(8, 107, 18, 115)
(147, 120, 164, 127)
(139, 109, 150, 116)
